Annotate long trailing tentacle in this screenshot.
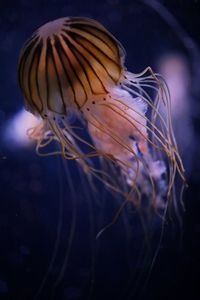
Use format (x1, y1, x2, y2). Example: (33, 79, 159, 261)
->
(27, 117, 142, 204)
(123, 68, 185, 177)
(121, 67, 186, 216)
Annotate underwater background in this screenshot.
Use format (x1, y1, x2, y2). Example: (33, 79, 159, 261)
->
(0, 0, 200, 299)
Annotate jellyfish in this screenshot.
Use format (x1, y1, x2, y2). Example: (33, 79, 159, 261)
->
(18, 17, 186, 213)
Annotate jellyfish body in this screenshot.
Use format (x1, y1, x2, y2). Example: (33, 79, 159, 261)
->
(18, 17, 185, 211)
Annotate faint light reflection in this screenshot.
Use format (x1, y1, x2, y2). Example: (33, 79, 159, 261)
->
(4, 108, 40, 148)
(157, 53, 195, 172)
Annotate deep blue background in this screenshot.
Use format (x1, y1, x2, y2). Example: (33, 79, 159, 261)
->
(0, 1, 200, 299)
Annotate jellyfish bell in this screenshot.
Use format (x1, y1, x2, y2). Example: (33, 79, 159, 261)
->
(18, 17, 125, 116)
(18, 17, 186, 214)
